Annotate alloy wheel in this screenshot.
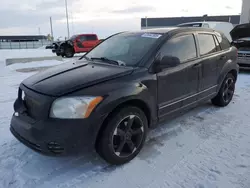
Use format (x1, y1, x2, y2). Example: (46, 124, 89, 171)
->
(222, 77, 235, 103)
(112, 115, 144, 158)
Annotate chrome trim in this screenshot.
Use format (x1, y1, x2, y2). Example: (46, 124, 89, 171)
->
(159, 85, 218, 110)
(159, 92, 217, 118)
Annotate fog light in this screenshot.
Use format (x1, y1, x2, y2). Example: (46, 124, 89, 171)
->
(47, 142, 64, 154)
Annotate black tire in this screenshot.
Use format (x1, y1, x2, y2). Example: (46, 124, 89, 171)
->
(211, 73, 236, 107)
(56, 52, 61, 56)
(64, 47, 74, 58)
(97, 106, 148, 165)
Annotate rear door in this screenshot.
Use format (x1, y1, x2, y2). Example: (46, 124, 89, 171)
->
(157, 33, 200, 118)
(196, 33, 220, 97)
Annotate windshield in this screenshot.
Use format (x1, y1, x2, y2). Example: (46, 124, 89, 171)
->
(85, 32, 162, 66)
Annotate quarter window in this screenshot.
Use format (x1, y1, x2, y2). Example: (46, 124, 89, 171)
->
(213, 35, 221, 51)
(198, 34, 217, 56)
(160, 35, 197, 63)
(216, 34, 231, 50)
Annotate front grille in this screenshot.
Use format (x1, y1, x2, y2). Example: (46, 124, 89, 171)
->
(17, 87, 51, 120)
(238, 63, 250, 67)
(23, 94, 39, 118)
(238, 53, 250, 58)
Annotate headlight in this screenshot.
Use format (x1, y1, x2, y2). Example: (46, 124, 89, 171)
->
(50, 96, 103, 119)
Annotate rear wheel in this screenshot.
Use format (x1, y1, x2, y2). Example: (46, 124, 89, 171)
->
(56, 52, 61, 56)
(211, 73, 235, 107)
(97, 106, 148, 165)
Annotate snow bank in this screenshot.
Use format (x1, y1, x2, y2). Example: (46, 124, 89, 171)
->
(0, 49, 55, 62)
(7, 60, 63, 72)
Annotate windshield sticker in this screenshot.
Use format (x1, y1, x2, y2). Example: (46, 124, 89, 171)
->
(141, 33, 162, 39)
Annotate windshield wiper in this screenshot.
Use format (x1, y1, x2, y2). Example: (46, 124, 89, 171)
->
(79, 55, 91, 61)
(91, 57, 120, 65)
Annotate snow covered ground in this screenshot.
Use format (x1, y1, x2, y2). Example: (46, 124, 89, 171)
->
(1, 49, 250, 188)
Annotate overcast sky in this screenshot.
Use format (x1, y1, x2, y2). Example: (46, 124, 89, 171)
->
(0, 0, 242, 39)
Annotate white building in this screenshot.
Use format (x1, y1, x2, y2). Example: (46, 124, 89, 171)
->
(240, 0, 250, 24)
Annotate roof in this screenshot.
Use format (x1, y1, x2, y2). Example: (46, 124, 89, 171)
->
(139, 27, 215, 34)
(0, 35, 47, 40)
(177, 21, 233, 25)
(139, 27, 178, 34)
(141, 15, 240, 27)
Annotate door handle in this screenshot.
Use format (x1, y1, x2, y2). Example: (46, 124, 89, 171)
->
(192, 63, 201, 68)
(220, 55, 227, 60)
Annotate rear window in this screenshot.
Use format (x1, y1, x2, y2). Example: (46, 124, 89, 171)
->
(86, 35, 97, 41)
(197, 34, 217, 56)
(216, 34, 231, 50)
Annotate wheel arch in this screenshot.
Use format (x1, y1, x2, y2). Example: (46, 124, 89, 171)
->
(94, 99, 151, 148)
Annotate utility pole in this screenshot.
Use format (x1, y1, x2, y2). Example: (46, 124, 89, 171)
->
(50, 17, 54, 41)
(38, 27, 41, 35)
(145, 16, 148, 29)
(65, 0, 70, 39)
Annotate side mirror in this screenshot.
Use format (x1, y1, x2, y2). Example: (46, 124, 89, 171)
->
(160, 56, 181, 69)
(75, 38, 81, 43)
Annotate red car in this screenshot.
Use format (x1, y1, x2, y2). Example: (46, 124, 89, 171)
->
(52, 34, 103, 58)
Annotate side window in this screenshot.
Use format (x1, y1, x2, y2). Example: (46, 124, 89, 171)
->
(86, 35, 97, 41)
(213, 35, 221, 51)
(216, 34, 231, 50)
(79, 36, 86, 42)
(160, 34, 197, 63)
(203, 24, 209, 28)
(197, 34, 217, 56)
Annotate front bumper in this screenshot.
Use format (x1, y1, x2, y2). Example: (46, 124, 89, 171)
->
(10, 113, 106, 155)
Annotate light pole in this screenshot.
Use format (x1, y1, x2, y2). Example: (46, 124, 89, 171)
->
(65, 0, 70, 39)
(50, 17, 54, 41)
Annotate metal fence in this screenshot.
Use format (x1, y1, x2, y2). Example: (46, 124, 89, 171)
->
(0, 40, 52, 49)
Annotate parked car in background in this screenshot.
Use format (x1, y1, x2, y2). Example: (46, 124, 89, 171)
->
(177, 21, 234, 42)
(231, 23, 250, 69)
(52, 34, 103, 58)
(10, 27, 238, 165)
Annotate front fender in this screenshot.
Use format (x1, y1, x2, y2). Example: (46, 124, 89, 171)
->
(97, 82, 157, 119)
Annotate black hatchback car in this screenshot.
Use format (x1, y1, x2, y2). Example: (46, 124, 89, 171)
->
(10, 27, 238, 165)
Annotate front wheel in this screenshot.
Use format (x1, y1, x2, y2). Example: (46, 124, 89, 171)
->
(97, 106, 148, 165)
(211, 73, 236, 107)
(64, 47, 74, 58)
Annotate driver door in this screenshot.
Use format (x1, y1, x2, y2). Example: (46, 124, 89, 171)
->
(157, 33, 200, 119)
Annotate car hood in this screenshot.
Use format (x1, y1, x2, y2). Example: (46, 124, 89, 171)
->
(230, 23, 250, 41)
(22, 60, 134, 97)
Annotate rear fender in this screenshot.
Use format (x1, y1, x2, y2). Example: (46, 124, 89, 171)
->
(217, 59, 239, 91)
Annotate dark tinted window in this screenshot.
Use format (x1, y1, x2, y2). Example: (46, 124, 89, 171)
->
(216, 34, 231, 50)
(213, 35, 221, 51)
(198, 34, 217, 56)
(86, 35, 97, 41)
(160, 35, 197, 63)
(79, 36, 86, 42)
